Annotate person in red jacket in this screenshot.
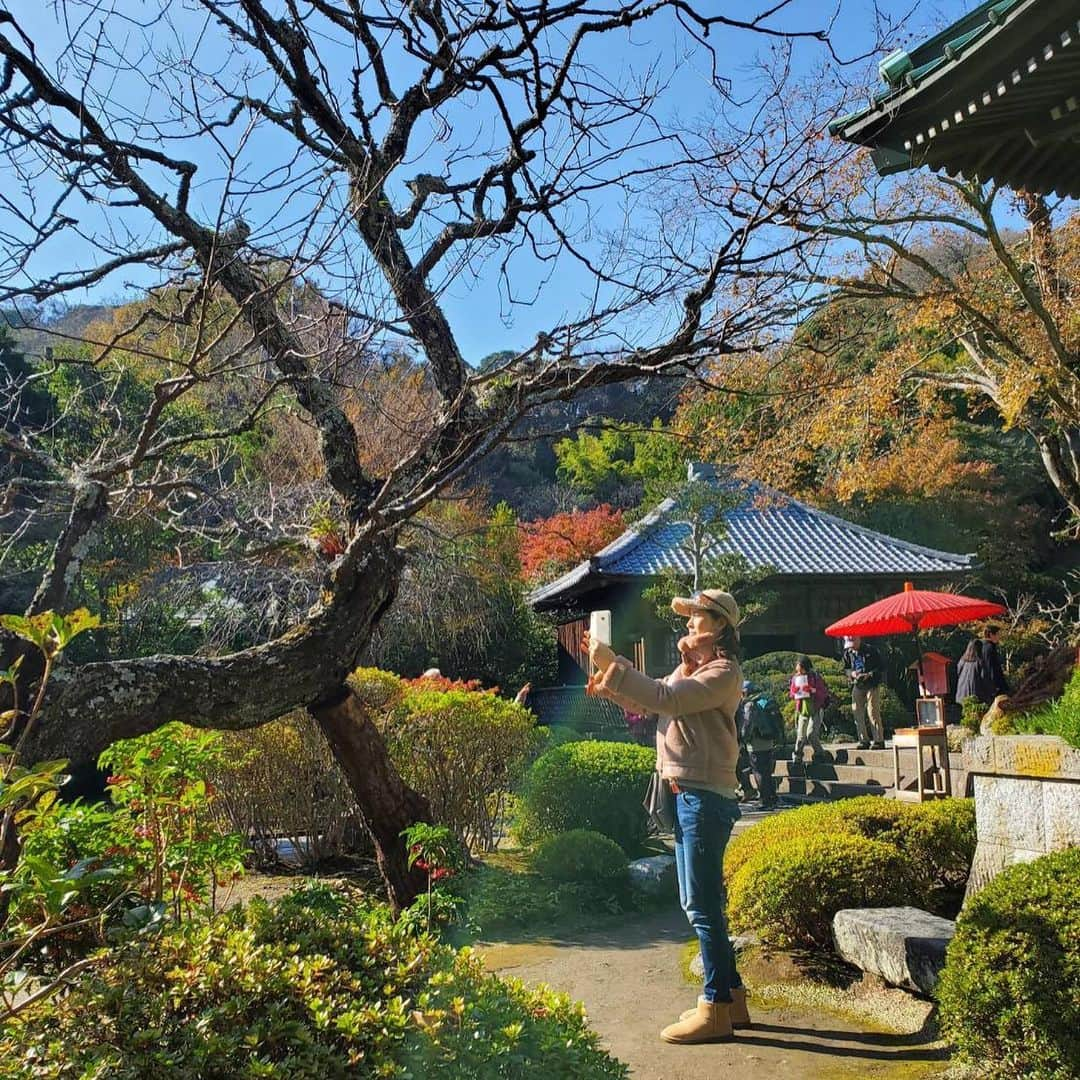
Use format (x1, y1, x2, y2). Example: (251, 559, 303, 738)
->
(789, 655, 830, 766)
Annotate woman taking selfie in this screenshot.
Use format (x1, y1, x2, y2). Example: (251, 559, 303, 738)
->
(582, 589, 747, 1045)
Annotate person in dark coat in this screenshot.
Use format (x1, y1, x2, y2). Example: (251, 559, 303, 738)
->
(955, 638, 994, 706)
(981, 625, 1010, 697)
(842, 635, 885, 750)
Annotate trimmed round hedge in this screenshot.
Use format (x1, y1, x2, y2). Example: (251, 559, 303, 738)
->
(513, 741, 656, 853)
(938, 848, 1080, 1079)
(531, 829, 628, 887)
(724, 796, 976, 944)
(1, 884, 627, 1079)
(728, 832, 916, 948)
(725, 796, 974, 898)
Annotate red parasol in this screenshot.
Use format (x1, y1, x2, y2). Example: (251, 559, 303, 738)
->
(825, 582, 1006, 638)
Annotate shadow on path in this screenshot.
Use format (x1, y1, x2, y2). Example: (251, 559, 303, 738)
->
(482, 909, 949, 1080)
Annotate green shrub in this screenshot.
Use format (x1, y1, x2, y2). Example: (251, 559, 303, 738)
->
(454, 863, 628, 934)
(351, 668, 544, 851)
(14, 724, 248, 956)
(960, 696, 986, 734)
(723, 795, 907, 881)
(455, 862, 569, 931)
(531, 830, 628, 887)
(540, 724, 590, 750)
(1, 883, 627, 1079)
(513, 741, 656, 852)
(724, 796, 976, 928)
(938, 849, 1080, 1079)
(894, 798, 976, 896)
(728, 832, 916, 948)
(826, 797, 975, 905)
(1010, 666, 1080, 748)
(724, 800, 838, 880)
(213, 712, 370, 868)
(98, 724, 248, 922)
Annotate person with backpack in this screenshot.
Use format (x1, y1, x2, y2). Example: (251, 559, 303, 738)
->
(789, 655, 830, 766)
(738, 679, 782, 808)
(735, 740, 758, 803)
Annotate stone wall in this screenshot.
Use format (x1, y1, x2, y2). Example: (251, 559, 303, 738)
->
(963, 734, 1080, 900)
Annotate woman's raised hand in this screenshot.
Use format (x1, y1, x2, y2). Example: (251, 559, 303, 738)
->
(580, 630, 616, 674)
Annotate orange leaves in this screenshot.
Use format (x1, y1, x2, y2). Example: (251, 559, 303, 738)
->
(910, 294, 959, 330)
(833, 421, 992, 503)
(518, 505, 626, 583)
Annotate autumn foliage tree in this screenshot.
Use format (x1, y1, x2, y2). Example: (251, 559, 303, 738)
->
(767, 159, 1080, 528)
(519, 505, 627, 584)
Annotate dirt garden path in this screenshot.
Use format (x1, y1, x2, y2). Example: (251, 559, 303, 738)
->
(481, 908, 951, 1080)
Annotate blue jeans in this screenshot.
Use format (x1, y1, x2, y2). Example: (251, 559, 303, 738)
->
(674, 788, 742, 1003)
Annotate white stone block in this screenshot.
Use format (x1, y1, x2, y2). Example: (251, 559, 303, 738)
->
(1043, 780, 1080, 850)
(627, 855, 676, 895)
(973, 774, 1046, 849)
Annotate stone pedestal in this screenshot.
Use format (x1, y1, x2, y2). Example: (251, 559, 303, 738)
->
(962, 734, 1080, 900)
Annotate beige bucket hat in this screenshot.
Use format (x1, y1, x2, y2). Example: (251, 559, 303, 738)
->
(670, 589, 740, 626)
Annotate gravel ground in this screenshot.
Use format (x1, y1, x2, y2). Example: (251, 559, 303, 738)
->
(481, 908, 952, 1080)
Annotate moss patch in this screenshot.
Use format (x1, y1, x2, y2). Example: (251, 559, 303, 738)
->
(683, 943, 938, 1038)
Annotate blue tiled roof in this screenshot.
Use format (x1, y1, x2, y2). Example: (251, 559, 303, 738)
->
(529, 482, 973, 607)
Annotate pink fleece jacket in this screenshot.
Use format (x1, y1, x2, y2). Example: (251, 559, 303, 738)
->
(594, 652, 742, 792)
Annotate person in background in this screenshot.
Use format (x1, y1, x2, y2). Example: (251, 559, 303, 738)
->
(955, 640, 994, 706)
(738, 679, 780, 809)
(842, 635, 885, 750)
(981, 625, 1011, 698)
(789, 655, 829, 767)
(582, 589, 748, 1045)
(735, 738, 757, 803)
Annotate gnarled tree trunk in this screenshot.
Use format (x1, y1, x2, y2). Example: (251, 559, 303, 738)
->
(19, 535, 436, 907)
(311, 691, 430, 912)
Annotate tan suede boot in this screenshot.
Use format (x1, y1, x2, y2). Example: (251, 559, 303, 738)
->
(730, 987, 751, 1028)
(660, 997, 733, 1044)
(680, 987, 751, 1027)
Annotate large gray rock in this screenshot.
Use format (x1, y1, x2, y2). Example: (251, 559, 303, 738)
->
(627, 854, 676, 895)
(832, 907, 955, 996)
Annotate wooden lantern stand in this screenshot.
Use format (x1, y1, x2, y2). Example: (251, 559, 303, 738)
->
(892, 697, 952, 801)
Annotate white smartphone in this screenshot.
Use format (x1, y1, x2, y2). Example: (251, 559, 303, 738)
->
(589, 609, 612, 646)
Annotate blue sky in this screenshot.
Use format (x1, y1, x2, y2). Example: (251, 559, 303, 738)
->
(1, 0, 977, 364)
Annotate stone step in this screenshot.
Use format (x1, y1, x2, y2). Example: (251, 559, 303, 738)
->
(774, 761, 900, 786)
(764, 742, 970, 802)
(801, 744, 965, 771)
(772, 792, 831, 807)
(773, 770, 969, 800)
(775, 776, 891, 799)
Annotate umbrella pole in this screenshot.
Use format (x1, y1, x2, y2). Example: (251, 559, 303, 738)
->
(911, 623, 929, 719)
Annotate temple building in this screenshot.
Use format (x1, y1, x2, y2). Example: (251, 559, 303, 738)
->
(830, 0, 1080, 197)
(528, 466, 974, 687)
